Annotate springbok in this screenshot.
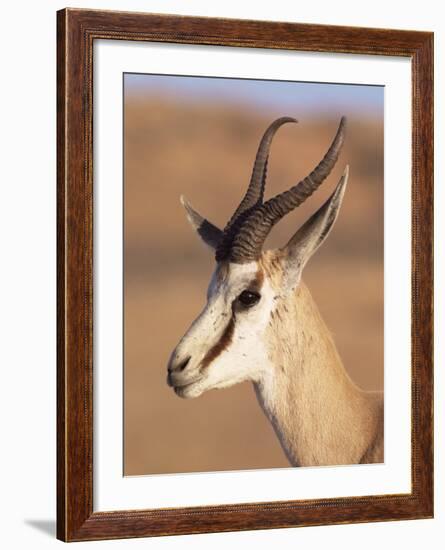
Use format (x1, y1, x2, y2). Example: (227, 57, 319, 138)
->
(167, 116, 383, 467)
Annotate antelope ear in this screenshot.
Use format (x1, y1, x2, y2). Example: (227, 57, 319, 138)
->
(281, 166, 349, 285)
(180, 195, 223, 250)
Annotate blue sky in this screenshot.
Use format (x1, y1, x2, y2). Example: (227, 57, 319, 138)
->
(125, 73, 383, 118)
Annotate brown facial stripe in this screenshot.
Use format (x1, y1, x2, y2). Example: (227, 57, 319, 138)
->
(200, 268, 264, 370)
(200, 315, 235, 369)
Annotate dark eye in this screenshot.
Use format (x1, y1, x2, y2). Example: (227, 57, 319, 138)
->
(237, 290, 261, 308)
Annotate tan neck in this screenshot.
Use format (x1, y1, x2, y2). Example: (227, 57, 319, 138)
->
(254, 282, 383, 467)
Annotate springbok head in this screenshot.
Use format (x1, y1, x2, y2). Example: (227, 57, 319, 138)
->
(167, 116, 349, 398)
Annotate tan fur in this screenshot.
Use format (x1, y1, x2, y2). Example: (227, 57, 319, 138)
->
(255, 252, 384, 467)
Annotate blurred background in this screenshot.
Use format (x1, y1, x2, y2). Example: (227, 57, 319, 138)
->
(124, 74, 384, 476)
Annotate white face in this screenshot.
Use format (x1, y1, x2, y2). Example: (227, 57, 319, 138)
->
(167, 261, 276, 398)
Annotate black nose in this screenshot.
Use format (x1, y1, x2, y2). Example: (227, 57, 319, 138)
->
(169, 355, 191, 373)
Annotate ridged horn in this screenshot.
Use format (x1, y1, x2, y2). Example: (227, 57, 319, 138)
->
(228, 116, 347, 263)
(216, 117, 297, 262)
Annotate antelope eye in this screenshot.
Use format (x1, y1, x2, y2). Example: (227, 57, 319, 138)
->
(237, 290, 261, 308)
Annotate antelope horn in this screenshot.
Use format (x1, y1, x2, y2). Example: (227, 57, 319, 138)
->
(216, 116, 297, 262)
(229, 116, 347, 263)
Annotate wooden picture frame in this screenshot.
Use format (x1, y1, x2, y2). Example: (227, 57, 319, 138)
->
(57, 8, 433, 542)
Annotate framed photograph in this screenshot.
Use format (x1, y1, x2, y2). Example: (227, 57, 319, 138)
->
(57, 8, 433, 542)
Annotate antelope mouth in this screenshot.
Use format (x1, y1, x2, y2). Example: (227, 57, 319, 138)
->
(167, 371, 204, 398)
(172, 377, 205, 398)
